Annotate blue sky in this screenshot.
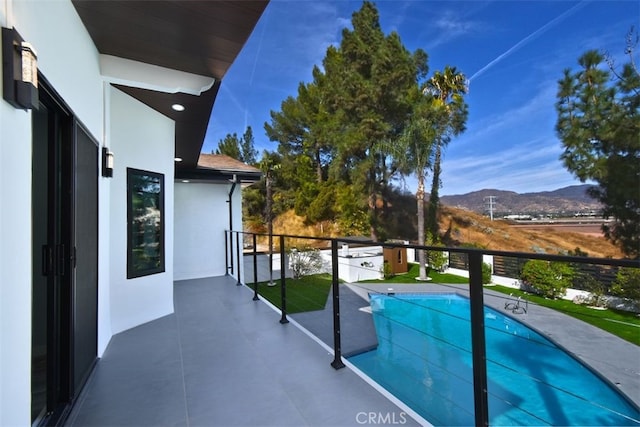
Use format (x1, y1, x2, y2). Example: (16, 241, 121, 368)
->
(202, 0, 639, 196)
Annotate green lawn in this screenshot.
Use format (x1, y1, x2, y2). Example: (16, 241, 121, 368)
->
(251, 274, 333, 313)
(488, 285, 640, 346)
(364, 263, 468, 284)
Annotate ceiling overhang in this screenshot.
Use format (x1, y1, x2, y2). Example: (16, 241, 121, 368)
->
(72, 0, 269, 170)
(100, 55, 215, 96)
(114, 83, 220, 167)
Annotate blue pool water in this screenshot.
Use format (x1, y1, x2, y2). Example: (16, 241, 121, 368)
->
(349, 293, 640, 426)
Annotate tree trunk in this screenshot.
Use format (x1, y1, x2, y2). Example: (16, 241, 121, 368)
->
(369, 191, 378, 241)
(416, 173, 427, 280)
(266, 172, 274, 284)
(315, 149, 323, 183)
(369, 167, 378, 241)
(428, 144, 442, 239)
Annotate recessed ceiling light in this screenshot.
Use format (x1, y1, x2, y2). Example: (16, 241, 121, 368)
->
(181, 180, 190, 183)
(171, 103, 185, 112)
(174, 157, 183, 162)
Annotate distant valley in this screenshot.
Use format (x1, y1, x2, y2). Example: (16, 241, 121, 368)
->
(441, 184, 602, 217)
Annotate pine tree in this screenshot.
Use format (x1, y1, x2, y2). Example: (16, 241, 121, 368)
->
(556, 32, 640, 258)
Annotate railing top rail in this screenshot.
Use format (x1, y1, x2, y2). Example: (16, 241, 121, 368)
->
(227, 230, 640, 268)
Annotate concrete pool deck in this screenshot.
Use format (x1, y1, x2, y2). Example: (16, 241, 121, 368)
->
(339, 281, 640, 409)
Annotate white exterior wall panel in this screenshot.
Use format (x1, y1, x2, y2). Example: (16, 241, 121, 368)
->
(109, 87, 175, 335)
(0, 97, 33, 427)
(0, 1, 104, 424)
(0, 1, 184, 421)
(174, 182, 238, 280)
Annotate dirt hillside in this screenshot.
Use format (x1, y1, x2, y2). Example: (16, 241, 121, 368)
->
(437, 206, 623, 258)
(247, 206, 624, 259)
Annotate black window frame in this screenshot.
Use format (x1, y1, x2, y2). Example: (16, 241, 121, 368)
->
(126, 167, 165, 279)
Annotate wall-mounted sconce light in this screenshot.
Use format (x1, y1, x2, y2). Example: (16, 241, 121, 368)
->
(2, 27, 38, 110)
(102, 147, 114, 178)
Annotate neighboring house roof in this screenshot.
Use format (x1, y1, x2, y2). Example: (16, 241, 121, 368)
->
(71, 0, 269, 171)
(176, 154, 262, 184)
(198, 154, 261, 174)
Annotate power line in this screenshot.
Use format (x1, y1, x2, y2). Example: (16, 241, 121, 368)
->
(484, 196, 497, 221)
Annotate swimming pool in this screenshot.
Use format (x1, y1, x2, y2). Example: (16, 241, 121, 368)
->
(349, 293, 640, 426)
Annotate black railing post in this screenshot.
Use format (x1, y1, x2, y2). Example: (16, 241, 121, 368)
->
(235, 231, 241, 285)
(331, 239, 345, 369)
(252, 234, 259, 301)
(279, 235, 289, 324)
(469, 251, 489, 427)
(229, 231, 235, 276)
(224, 231, 229, 275)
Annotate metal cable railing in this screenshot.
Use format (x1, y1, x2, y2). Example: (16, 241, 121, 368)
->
(226, 230, 640, 426)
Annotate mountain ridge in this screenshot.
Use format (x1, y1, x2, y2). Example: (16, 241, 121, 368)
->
(441, 184, 601, 216)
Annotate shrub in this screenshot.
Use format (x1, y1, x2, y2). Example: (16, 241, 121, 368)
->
(288, 248, 323, 279)
(580, 273, 608, 307)
(568, 247, 589, 257)
(610, 267, 640, 301)
(427, 250, 448, 273)
(482, 262, 492, 284)
(521, 260, 575, 299)
(380, 261, 393, 279)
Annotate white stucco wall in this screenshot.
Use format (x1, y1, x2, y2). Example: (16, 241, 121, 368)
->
(1, 0, 210, 421)
(242, 253, 294, 283)
(0, 93, 32, 427)
(174, 182, 239, 280)
(109, 87, 175, 334)
(0, 1, 103, 424)
(98, 83, 112, 356)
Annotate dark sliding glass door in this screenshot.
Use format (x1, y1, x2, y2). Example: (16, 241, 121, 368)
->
(31, 80, 98, 426)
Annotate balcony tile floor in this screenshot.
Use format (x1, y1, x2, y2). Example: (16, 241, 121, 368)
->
(65, 276, 422, 427)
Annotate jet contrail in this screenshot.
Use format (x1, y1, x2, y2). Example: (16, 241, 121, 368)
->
(244, 6, 271, 129)
(468, 1, 589, 84)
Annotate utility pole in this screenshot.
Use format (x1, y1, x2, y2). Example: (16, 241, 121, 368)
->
(484, 196, 496, 221)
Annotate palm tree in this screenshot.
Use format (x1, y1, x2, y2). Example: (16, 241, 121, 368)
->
(259, 153, 281, 286)
(424, 66, 468, 239)
(391, 93, 437, 280)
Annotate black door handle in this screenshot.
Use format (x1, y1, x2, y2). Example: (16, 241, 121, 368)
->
(56, 244, 65, 276)
(42, 245, 52, 276)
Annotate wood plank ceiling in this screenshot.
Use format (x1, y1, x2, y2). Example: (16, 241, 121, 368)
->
(72, 1, 269, 170)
